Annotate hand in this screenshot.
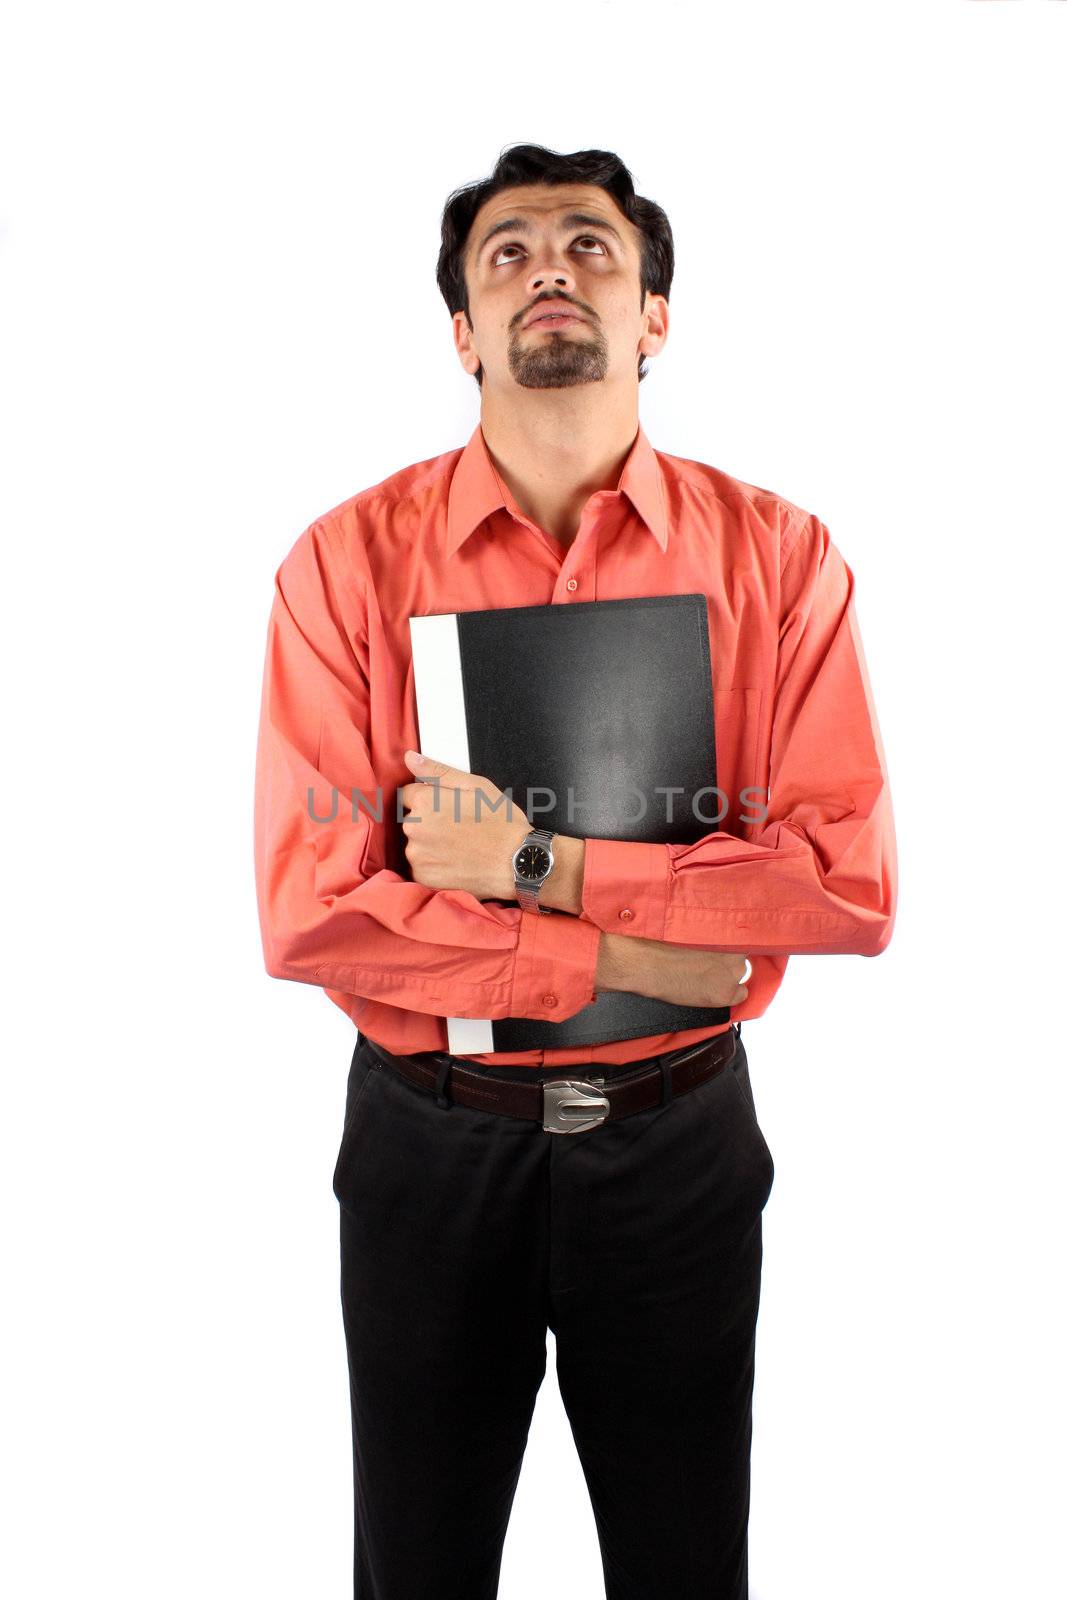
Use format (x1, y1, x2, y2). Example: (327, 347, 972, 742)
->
(399, 750, 531, 900)
(597, 934, 750, 1008)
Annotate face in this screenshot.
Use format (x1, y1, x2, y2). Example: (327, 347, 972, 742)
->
(454, 182, 668, 392)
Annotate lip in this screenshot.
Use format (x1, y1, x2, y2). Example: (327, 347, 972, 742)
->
(524, 303, 585, 329)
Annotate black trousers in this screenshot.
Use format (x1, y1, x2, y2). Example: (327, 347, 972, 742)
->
(332, 1024, 774, 1600)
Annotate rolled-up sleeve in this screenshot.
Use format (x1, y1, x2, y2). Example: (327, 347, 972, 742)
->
(253, 520, 602, 1019)
(579, 515, 897, 956)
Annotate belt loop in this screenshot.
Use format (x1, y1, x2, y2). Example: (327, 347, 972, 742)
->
(433, 1058, 453, 1110)
(735, 1022, 742, 1041)
(658, 1056, 674, 1106)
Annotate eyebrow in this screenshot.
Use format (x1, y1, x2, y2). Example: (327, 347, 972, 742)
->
(474, 211, 626, 261)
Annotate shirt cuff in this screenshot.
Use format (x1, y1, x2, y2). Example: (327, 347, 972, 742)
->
(580, 837, 670, 942)
(511, 905, 603, 1021)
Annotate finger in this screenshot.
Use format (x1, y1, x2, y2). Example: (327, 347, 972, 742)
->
(404, 751, 472, 785)
(399, 781, 436, 813)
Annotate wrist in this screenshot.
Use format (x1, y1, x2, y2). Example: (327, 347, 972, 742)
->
(536, 833, 585, 915)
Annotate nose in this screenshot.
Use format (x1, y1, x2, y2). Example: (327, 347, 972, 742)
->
(526, 257, 575, 295)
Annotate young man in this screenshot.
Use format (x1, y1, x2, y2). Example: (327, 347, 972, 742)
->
(253, 143, 897, 1600)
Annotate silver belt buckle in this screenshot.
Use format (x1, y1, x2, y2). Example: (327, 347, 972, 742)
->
(542, 1077, 610, 1134)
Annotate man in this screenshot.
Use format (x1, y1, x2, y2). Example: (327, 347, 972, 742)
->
(253, 143, 897, 1600)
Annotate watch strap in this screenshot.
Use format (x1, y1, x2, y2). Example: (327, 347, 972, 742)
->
(514, 828, 556, 914)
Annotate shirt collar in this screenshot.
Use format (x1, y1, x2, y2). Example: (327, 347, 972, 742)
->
(445, 420, 670, 559)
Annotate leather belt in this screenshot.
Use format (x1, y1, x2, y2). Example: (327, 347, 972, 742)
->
(360, 1027, 740, 1135)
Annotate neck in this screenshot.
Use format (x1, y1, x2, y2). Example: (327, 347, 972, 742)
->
(479, 392, 640, 549)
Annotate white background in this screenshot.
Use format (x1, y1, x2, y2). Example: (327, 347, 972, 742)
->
(2, 2, 1064, 1595)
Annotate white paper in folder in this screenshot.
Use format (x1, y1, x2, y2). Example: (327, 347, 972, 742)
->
(408, 611, 496, 1056)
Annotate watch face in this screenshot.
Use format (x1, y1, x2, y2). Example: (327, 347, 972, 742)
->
(515, 843, 551, 881)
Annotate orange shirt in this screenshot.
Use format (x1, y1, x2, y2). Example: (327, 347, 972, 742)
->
(253, 421, 897, 1068)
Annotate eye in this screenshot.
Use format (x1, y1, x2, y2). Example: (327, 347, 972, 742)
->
(490, 234, 608, 266)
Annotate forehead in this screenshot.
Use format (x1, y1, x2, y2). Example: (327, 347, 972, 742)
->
(468, 183, 633, 255)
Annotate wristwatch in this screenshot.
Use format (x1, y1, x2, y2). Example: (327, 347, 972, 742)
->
(512, 827, 556, 914)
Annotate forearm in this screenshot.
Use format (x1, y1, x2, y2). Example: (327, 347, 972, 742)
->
(594, 929, 636, 993)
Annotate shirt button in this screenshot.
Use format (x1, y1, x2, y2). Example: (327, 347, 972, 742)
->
(542, 993, 558, 1007)
(618, 908, 634, 921)
(565, 577, 578, 591)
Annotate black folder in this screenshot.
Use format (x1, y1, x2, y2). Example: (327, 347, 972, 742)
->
(408, 593, 732, 1052)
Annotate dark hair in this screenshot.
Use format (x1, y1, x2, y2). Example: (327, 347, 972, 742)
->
(436, 143, 674, 389)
